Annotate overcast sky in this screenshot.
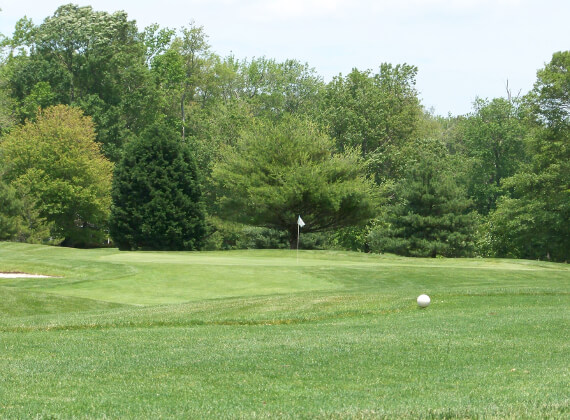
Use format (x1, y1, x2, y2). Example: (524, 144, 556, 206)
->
(1, 0, 568, 115)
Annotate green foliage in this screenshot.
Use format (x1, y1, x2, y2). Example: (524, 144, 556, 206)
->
(213, 116, 377, 247)
(0, 65, 18, 136)
(2, 5, 158, 161)
(324, 225, 371, 251)
(1, 16, 36, 55)
(0, 178, 21, 240)
(486, 150, 569, 262)
(149, 22, 212, 140)
(368, 139, 478, 257)
(317, 64, 423, 182)
(1, 4, 568, 257)
(0, 172, 54, 245)
(486, 52, 570, 262)
(19, 81, 57, 120)
(0, 105, 113, 246)
(455, 98, 528, 214)
(532, 51, 570, 128)
(203, 217, 289, 251)
(185, 94, 254, 170)
(109, 121, 206, 250)
(141, 23, 176, 67)
(485, 168, 568, 260)
(239, 57, 323, 119)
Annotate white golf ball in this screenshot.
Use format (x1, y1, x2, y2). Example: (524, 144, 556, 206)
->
(417, 294, 430, 308)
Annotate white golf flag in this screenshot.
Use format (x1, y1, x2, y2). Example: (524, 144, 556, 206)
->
(297, 215, 305, 227)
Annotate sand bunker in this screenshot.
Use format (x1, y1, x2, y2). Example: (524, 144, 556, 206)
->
(0, 272, 53, 278)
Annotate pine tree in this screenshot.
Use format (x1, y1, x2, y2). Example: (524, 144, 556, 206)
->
(109, 121, 205, 250)
(368, 139, 477, 257)
(212, 116, 376, 248)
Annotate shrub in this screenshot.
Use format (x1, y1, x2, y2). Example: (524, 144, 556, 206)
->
(109, 121, 205, 250)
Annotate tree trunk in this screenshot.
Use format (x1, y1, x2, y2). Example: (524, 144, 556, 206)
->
(289, 228, 297, 250)
(289, 236, 297, 250)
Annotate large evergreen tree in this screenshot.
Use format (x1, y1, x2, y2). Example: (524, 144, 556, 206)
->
(212, 116, 376, 248)
(109, 121, 205, 250)
(368, 139, 477, 257)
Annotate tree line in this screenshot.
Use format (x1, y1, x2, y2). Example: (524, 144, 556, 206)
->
(0, 4, 568, 261)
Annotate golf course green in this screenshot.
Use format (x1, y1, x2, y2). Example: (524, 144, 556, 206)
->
(0, 242, 568, 418)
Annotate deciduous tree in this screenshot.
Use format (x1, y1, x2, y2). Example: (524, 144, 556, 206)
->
(317, 64, 423, 182)
(0, 105, 113, 246)
(487, 51, 570, 261)
(454, 97, 528, 214)
(3, 5, 158, 161)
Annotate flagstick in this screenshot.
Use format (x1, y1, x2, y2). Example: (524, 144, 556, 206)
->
(297, 222, 300, 264)
(296, 215, 305, 264)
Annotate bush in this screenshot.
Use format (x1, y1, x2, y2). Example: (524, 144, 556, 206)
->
(203, 218, 288, 250)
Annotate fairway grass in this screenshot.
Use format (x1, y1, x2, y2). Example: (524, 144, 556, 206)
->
(0, 242, 568, 418)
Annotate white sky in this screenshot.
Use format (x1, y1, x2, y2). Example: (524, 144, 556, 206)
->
(1, 0, 568, 115)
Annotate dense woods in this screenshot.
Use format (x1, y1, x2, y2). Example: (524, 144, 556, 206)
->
(0, 4, 568, 261)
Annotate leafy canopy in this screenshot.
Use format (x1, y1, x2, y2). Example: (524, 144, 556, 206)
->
(317, 64, 422, 182)
(487, 51, 570, 261)
(0, 105, 113, 246)
(455, 98, 528, 215)
(2, 4, 157, 161)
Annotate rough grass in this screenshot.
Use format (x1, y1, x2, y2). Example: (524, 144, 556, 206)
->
(0, 242, 568, 418)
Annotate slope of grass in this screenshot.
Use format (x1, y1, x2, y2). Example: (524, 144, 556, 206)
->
(0, 286, 127, 317)
(0, 242, 568, 418)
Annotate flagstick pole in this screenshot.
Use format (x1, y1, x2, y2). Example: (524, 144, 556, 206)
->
(297, 221, 300, 264)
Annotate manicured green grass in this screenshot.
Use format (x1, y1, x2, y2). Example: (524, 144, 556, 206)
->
(0, 242, 568, 418)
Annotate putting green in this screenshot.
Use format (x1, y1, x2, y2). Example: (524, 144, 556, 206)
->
(1, 243, 567, 305)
